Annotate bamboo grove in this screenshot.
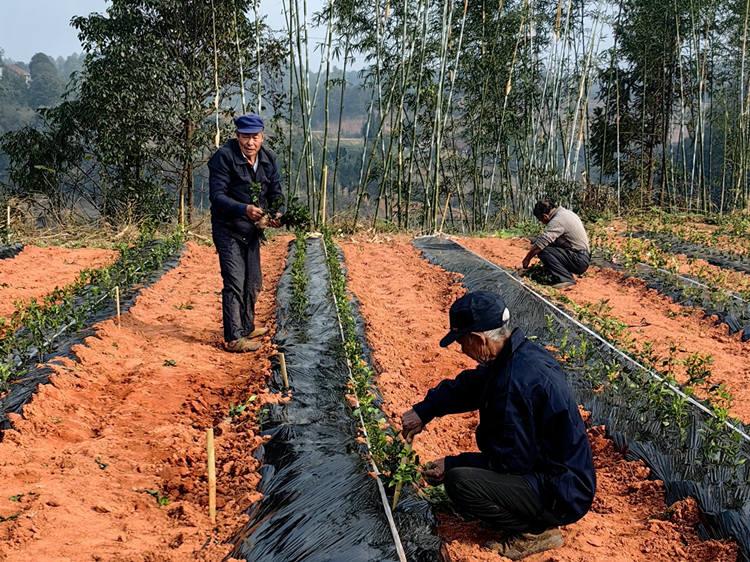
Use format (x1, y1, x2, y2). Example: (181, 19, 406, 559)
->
(277, 0, 750, 232)
(3, 0, 750, 231)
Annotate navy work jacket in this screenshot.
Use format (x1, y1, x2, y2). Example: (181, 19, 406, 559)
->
(413, 328, 596, 526)
(208, 139, 284, 238)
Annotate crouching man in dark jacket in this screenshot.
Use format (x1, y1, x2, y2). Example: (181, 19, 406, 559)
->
(208, 113, 284, 353)
(401, 291, 595, 560)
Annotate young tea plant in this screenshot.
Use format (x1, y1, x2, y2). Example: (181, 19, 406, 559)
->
(290, 231, 309, 321)
(322, 230, 421, 502)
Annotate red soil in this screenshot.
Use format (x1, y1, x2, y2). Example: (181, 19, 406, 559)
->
(341, 234, 736, 562)
(0, 238, 290, 561)
(0, 245, 118, 319)
(460, 236, 750, 424)
(593, 222, 750, 295)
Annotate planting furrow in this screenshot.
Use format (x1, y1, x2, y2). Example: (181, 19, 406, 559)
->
(418, 236, 749, 559)
(230, 235, 439, 561)
(0, 235, 182, 429)
(340, 235, 735, 562)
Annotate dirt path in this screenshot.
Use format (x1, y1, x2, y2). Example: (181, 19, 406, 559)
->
(460, 236, 750, 424)
(0, 246, 118, 319)
(0, 238, 290, 561)
(341, 234, 736, 562)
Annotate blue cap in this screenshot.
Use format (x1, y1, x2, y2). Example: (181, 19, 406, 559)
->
(440, 291, 510, 347)
(235, 113, 264, 134)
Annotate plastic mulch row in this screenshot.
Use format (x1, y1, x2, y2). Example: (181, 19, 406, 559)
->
(0, 243, 23, 260)
(630, 231, 750, 274)
(590, 254, 750, 342)
(414, 235, 750, 562)
(228, 237, 441, 562)
(0, 242, 183, 431)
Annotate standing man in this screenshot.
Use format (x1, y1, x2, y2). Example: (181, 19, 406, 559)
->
(401, 291, 595, 560)
(208, 114, 283, 352)
(521, 199, 590, 289)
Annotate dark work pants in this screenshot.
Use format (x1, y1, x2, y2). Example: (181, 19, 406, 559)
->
(444, 455, 549, 535)
(212, 225, 262, 342)
(539, 246, 590, 284)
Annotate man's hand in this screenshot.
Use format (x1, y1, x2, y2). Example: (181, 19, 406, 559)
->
(422, 458, 446, 484)
(521, 256, 531, 269)
(268, 212, 282, 228)
(245, 204, 264, 222)
(401, 408, 424, 443)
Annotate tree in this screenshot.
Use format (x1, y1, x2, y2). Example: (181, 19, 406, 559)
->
(28, 53, 63, 109)
(2, 0, 285, 224)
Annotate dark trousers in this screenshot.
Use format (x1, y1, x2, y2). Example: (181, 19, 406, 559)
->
(444, 455, 549, 535)
(539, 246, 590, 284)
(212, 225, 262, 342)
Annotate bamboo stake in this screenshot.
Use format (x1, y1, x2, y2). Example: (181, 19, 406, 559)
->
(277, 352, 289, 390)
(206, 428, 217, 525)
(114, 286, 121, 327)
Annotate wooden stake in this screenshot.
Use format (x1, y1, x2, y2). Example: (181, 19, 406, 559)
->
(206, 428, 217, 525)
(277, 352, 289, 390)
(5, 205, 9, 234)
(320, 164, 328, 226)
(114, 286, 121, 327)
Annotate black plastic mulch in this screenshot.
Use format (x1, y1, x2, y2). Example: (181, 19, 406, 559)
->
(414, 235, 750, 561)
(630, 231, 750, 274)
(0, 243, 23, 260)
(228, 237, 441, 562)
(590, 254, 750, 342)
(0, 244, 183, 431)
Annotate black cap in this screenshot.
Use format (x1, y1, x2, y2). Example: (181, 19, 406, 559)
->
(440, 291, 510, 348)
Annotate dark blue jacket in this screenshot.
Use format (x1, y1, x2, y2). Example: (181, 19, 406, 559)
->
(413, 328, 595, 526)
(208, 139, 284, 237)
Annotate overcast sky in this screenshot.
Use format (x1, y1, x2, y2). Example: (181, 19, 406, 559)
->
(0, 0, 327, 63)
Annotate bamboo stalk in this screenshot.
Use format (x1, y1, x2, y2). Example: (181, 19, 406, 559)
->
(206, 428, 217, 525)
(210, 0, 221, 148)
(320, 165, 328, 226)
(232, 0, 246, 113)
(254, 0, 262, 113)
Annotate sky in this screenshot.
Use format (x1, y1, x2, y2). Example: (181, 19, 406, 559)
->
(0, 0, 327, 63)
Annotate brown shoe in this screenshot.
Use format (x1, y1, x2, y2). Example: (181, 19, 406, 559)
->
(486, 528, 563, 560)
(248, 327, 269, 339)
(225, 338, 262, 353)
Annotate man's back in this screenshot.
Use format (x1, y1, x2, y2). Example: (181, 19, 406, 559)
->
(478, 329, 595, 525)
(535, 206, 590, 253)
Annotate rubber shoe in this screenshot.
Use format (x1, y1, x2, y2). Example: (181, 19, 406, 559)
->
(225, 338, 262, 353)
(486, 528, 564, 560)
(248, 327, 269, 339)
(550, 280, 576, 290)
